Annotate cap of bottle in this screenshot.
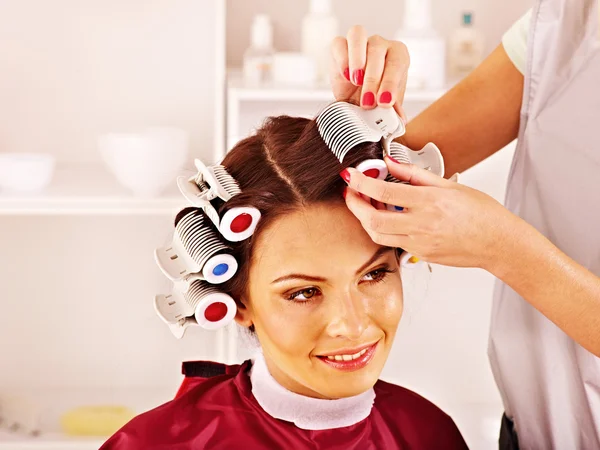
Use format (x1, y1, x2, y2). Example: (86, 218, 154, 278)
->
(463, 12, 473, 26)
(309, 0, 333, 15)
(250, 14, 273, 49)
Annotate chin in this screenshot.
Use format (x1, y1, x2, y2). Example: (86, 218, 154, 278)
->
(314, 364, 384, 399)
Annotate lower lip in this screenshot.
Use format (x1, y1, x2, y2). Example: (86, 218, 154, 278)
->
(317, 342, 378, 372)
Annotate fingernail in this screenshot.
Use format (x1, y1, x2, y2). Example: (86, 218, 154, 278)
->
(343, 68, 350, 81)
(379, 91, 392, 104)
(339, 168, 351, 183)
(362, 92, 375, 107)
(342, 187, 348, 199)
(352, 69, 364, 86)
(387, 155, 400, 164)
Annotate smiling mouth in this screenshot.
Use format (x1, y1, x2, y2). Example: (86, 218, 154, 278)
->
(315, 341, 379, 372)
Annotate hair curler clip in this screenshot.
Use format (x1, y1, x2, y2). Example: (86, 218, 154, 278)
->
(387, 141, 445, 178)
(177, 159, 261, 242)
(316, 102, 406, 179)
(155, 208, 238, 285)
(384, 142, 446, 212)
(155, 280, 237, 338)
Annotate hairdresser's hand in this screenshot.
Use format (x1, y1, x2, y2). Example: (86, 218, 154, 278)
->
(330, 26, 409, 121)
(340, 159, 524, 269)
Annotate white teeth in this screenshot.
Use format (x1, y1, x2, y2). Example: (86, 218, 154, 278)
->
(324, 347, 370, 362)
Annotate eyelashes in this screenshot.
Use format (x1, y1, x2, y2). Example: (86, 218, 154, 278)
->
(285, 265, 398, 303)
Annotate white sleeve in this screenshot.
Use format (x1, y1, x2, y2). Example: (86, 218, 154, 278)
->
(501, 9, 533, 75)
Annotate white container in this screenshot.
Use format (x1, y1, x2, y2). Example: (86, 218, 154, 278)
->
(98, 127, 189, 198)
(301, 0, 339, 82)
(272, 52, 317, 86)
(243, 14, 274, 86)
(395, 0, 446, 90)
(396, 31, 446, 90)
(449, 12, 485, 77)
(0, 153, 56, 194)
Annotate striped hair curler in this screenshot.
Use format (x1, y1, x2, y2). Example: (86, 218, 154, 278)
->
(155, 208, 238, 285)
(177, 159, 261, 242)
(155, 280, 237, 337)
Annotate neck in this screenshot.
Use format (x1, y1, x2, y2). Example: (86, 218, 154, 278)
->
(249, 352, 375, 430)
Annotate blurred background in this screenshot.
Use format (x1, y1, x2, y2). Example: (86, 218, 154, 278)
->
(0, 0, 532, 448)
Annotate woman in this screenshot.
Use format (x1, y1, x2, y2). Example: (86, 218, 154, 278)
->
(101, 116, 467, 449)
(330, 2, 600, 448)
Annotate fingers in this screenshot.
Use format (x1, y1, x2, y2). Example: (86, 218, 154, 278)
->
(378, 41, 409, 108)
(330, 36, 350, 82)
(361, 35, 387, 109)
(385, 157, 450, 188)
(345, 188, 416, 235)
(344, 189, 418, 249)
(342, 168, 425, 207)
(346, 25, 368, 86)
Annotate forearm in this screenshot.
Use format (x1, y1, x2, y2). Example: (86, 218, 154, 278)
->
(399, 45, 524, 176)
(487, 216, 600, 356)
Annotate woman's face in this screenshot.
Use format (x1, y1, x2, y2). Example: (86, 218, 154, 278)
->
(237, 202, 404, 399)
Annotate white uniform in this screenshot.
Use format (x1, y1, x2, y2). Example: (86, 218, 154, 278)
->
(489, 1, 600, 448)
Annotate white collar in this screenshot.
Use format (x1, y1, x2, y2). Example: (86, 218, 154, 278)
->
(249, 352, 375, 430)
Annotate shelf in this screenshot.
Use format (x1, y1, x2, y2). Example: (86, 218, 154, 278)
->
(0, 164, 188, 216)
(0, 433, 103, 450)
(0, 387, 175, 449)
(227, 69, 450, 103)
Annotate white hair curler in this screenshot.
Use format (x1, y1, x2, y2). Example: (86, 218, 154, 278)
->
(385, 141, 445, 211)
(316, 102, 406, 181)
(155, 208, 238, 285)
(177, 159, 261, 242)
(155, 280, 237, 338)
(400, 251, 425, 269)
(355, 159, 389, 181)
(316, 102, 406, 161)
(386, 141, 445, 179)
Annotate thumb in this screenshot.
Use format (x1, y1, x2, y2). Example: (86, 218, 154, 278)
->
(384, 156, 448, 187)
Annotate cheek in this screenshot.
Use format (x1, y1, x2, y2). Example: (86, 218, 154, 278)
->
(369, 282, 404, 330)
(253, 300, 322, 356)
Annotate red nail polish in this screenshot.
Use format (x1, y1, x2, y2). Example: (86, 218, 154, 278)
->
(362, 92, 375, 107)
(342, 187, 348, 199)
(339, 169, 351, 183)
(343, 68, 350, 81)
(387, 155, 400, 164)
(352, 69, 364, 85)
(379, 91, 392, 104)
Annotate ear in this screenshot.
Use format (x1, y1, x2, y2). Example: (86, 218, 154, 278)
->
(234, 296, 254, 328)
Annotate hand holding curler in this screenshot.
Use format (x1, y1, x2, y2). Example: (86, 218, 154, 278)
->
(340, 157, 520, 269)
(329, 26, 409, 121)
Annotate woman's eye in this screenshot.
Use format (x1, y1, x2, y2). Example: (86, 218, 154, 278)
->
(362, 268, 392, 283)
(288, 288, 319, 302)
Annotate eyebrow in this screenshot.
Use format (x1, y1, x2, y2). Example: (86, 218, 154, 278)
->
(270, 247, 395, 285)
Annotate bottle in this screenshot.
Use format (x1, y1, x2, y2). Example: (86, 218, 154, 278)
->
(394, 0, 446, 90)
(243, 14, 274, 86)
(301, 0, 339, 82)
(448, 12, 485, 77)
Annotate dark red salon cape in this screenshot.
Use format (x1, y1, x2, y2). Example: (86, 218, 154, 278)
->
(101, 360, 468, 450)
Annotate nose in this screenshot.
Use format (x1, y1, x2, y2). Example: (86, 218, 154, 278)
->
(325, 290, 369, 340)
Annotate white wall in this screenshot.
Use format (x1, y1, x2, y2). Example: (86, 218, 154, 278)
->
(0, 0, 219, 163)
(226, 0, 533, 68)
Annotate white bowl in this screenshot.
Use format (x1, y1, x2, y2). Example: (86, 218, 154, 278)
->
(0, 153, 56, 194)
(272, 52, 317, 86)
(98, 128, 189, 197)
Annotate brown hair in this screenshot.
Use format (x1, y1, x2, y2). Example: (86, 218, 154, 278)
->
(181, 116, 383, 304)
